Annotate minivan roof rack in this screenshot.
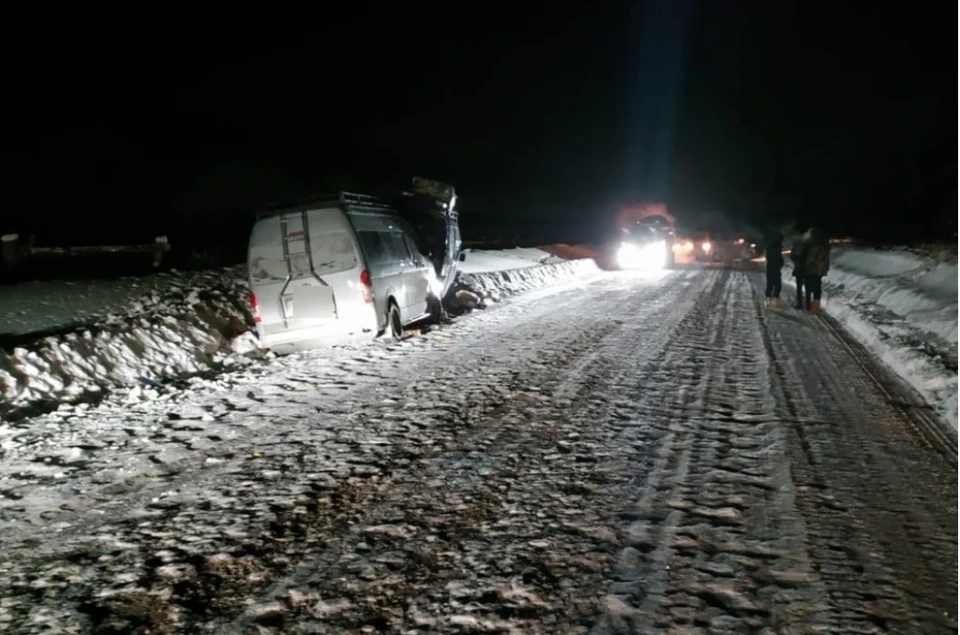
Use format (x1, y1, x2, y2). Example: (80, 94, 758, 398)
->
(255, 190, 395, 220)
(339, 191, 395, 213)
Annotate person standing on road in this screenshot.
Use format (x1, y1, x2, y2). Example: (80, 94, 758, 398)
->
(764, 231, 784, 306)
(789, 231, 809, 309)
(803, 227, 830, 313)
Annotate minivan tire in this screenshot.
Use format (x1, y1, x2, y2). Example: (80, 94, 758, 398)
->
(387, 302, 404, 341)
(426, 294, 443, 325)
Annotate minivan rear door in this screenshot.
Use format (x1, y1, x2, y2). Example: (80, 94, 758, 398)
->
(249, 207, 360, 337)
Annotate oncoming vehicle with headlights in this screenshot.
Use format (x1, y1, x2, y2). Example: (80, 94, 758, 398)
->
(613, 202, 676, 270)
(616, 224, 672, 270)
(679, 232, 756, 265)
(687, 233, 721, 263)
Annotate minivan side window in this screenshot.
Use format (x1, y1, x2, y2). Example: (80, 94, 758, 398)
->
(386, 231, 412, 262)
(401, 234, 422, 261)
(357, 231, 389, 266)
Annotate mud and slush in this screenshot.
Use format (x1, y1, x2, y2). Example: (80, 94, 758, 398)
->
(0, 269, 955, 634)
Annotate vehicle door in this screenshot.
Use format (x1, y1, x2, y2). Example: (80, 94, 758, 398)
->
(378, 228, 420, 321)
(248, 208, 361, 338)
(397, 229, 432, 318)
(356, 228, 404, 324)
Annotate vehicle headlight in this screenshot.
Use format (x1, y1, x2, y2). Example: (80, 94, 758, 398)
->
(616, 243, 641, 268)
(702, 241, 712, 253)
(617, 241, 667, 270)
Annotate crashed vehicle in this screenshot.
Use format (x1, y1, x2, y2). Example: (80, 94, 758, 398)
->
(613, 203, 676, 270)
(393, 177, 462, 308)
(246, 178, 462, 351)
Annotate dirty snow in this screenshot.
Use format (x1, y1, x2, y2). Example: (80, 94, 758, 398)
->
(0, 262, 616, 532)
(786, 246, 958, 429)
(0, 268, 954, 634)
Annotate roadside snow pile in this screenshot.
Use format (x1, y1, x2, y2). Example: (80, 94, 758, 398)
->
(0, 267, 257, 420)
(798, 247, 958, 429)
(826, 249, 957, 344)
(457, 247, 567, 274)
(455, 256, 600, 306)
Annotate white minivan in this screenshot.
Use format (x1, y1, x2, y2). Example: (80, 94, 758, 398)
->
(247, 193, 442, 353)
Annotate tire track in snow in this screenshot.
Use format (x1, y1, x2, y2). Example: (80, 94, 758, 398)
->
(3, 267, 952, 634)
(592, 270, 822, 633)
(0, 270, 708, 634)
(592, 271, 734, 632)
(205, 271, 714, 633)
(759, 284, 958, 634)
(812, 311, 957, 463)
(0, 270, 640, 535)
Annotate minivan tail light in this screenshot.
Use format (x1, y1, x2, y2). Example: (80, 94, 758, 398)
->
(360, 270, 374, 303)
(249, 291, 262, 323)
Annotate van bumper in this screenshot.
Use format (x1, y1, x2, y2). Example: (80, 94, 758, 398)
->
(256, 313, 379, 354)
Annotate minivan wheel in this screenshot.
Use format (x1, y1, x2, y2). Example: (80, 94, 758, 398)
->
(387, 302, 404, 341)
(426, 294, 443, 325)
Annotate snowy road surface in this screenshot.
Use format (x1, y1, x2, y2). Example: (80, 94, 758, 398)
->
(0, 269, 956, 634)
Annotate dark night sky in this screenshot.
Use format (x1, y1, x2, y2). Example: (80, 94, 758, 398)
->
(1, 2, 955, 247)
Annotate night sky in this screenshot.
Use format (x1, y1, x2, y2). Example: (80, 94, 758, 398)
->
(1, 2, 954, 249)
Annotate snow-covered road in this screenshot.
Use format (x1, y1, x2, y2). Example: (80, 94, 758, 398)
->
(0, 268, 956, 634)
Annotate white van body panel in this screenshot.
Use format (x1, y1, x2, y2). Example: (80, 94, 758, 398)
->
(248, 203, 437, 353)
(347, 211, 435, 327)
(248, 206, 378, 352)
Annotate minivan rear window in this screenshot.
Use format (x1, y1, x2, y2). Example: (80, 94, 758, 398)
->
(385, 232, 412, 261)
(250, 231, 358, 282)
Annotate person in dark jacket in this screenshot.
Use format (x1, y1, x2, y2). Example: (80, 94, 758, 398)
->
(763, 232, 784, 306)
(789, 232, 810, 309)
(803, 227, 830, 313)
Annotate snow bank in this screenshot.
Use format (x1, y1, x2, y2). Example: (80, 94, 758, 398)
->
(789, 247, 958, 430)
(0, 268, 257, 420)
(826, 249, 957, 344)
(457, 247, 567, 273)
(455, 257, 600, 305)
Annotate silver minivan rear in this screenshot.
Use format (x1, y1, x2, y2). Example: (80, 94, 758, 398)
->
(248, 198, 439, 352)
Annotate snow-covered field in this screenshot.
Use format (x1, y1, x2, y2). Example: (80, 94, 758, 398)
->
(0, 276, 186, 337)
(0, 249, 600, 421)
(786, 246, 958, 429)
